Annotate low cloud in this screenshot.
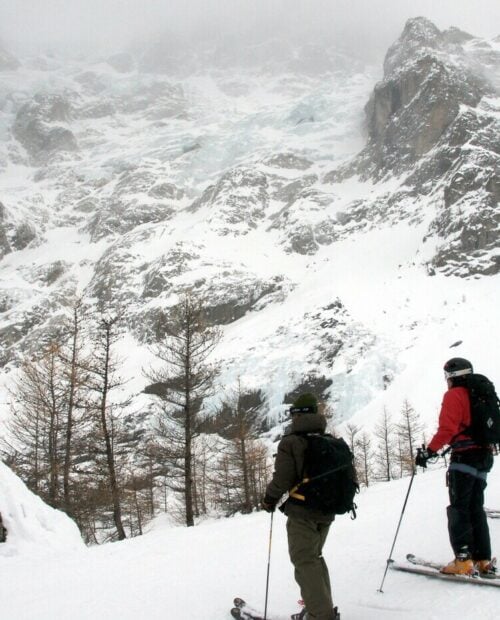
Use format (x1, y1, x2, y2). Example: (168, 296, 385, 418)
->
(1, 0, 499, 57)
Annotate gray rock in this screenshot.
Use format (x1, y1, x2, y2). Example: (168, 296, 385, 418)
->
(13, 94, 78, 162)
(343, 18, 492, 182)
(87, 170, 181, 240)
(0, 202, 11, 258)
(327, 17, 499, 277)
(191, 167, 269, 235)
(269, 188, 336, 254)
(362, 54, 487, 177)
(11, 222, 37, 250)
(141, 245, 201, 299)
(271, 174, 318, 203)
(383, 17, 442, 76)
(263, 153, 313, 170)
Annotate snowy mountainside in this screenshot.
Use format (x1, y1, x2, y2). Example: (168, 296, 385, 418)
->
(1, 457, 499, 619)
(0, 17, 499, 434)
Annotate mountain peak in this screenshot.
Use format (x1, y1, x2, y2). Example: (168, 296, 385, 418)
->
(383, 16, 443, 76)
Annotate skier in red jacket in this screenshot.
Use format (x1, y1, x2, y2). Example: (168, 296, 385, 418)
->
(415, 358, 496, 577)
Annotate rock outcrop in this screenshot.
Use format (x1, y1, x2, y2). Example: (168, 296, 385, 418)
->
(13, 94, 78, 162)
(326, 17, 499, 276)
(191, 167, 270, 235)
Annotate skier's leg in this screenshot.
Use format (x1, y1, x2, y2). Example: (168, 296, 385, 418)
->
(287, 516, 335, 620)
(470, 477, 491, 561)
(317, 522, 333, 607)
(447, 469, 475, 555)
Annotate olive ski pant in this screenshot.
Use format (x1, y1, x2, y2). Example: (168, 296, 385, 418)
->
(287, 516, 335, 620)
(447, 454, 493, 560)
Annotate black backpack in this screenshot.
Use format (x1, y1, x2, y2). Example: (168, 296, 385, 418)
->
(464, 374, 500, 446)
(289, 433, 359, 518)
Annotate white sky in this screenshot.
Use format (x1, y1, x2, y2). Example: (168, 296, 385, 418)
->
(1, 0, 499, 56)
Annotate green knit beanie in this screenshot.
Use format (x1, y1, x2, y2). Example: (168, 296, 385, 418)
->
(290, 392, 318, 415)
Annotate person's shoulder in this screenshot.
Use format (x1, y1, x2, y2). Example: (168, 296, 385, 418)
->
(279, 431, 306, 449)
(446, 386, 468, 397)
(443, 386, 469, 405)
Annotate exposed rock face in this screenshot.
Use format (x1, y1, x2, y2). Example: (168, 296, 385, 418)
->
(191, 167, 270, 235)
(360, 19, 490, 178)
(13, 94, 78, 162)
(11, 222, 38, 251)
(0, 202, 11, 258)
(86, 170, 184, 240)
(86, 233, 293, 342)
(324, 16, 499, 277)
(262, 153, 313, 170)
(269, 187, 336, 254)
(137, 257, 292, 341)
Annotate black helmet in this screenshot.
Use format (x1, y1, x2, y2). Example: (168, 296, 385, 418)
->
(443, 357, 473, 380)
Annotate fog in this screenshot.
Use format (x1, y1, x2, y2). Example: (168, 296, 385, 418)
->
(1, 0, 499, 59)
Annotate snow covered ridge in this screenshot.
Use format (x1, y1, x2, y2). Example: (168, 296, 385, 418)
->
(0, 461, 83, 556)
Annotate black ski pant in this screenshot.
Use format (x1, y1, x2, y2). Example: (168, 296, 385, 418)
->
(447, 451, 493, 561)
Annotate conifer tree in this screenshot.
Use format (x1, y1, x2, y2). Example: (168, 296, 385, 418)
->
(145, 294, 221, 527)
(85, 314, 128, 540)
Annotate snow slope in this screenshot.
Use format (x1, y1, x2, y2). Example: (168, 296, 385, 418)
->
(0, 461, 83, 557)
(1, 459, 499, 620)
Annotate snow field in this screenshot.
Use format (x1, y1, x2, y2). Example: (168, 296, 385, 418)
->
(1, 459, 499, 619)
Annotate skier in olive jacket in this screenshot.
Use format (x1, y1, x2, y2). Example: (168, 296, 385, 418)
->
(262, 393, 339, 620)
(416, 358, 496, 577)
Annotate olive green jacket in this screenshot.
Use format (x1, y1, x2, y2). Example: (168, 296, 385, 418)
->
(265, 412, 334, 523)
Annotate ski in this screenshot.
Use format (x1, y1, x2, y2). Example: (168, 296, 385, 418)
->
(406, 553, 444, 571)
(231, 598, 265, 620)
(406, 553, 499, 579)
(390, 557, 500, 587)
(231, 597, 340, 620)
(232, 598, 289, 620)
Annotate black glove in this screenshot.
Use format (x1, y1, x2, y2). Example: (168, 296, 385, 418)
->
(261, 495, 278, 513)
(415, 447, 437, 468)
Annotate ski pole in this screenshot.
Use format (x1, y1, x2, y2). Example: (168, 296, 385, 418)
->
(263, 511, 274, 620)
(378, 466, 416, 593)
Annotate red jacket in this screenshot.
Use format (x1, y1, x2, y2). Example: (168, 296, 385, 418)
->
(428, 386, 472, 453)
